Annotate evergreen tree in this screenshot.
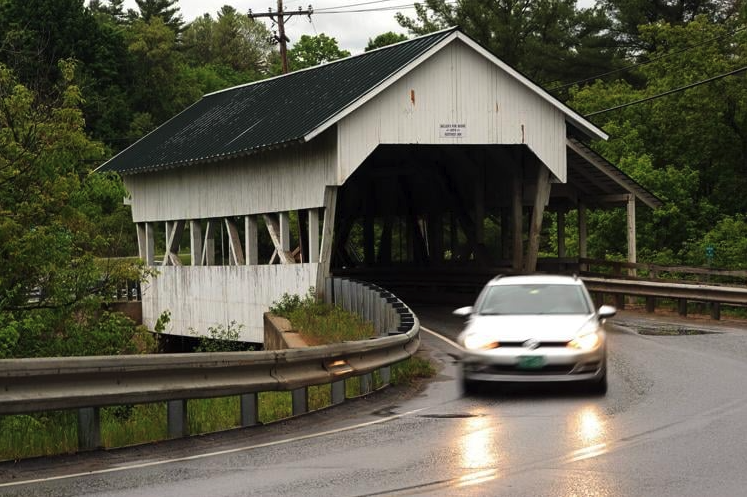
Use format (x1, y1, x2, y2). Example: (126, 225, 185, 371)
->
(134, 0, 184, 33)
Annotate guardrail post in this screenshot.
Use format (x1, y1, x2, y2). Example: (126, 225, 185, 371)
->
(379, 366, 391, 386)
(678, 299, 688, 317)
(341, 279, 351, 311)
(614, 294, 625, 310)
(240, 393, 259, 426)
(646, 297, 656, 313)
(168, 400, 188, 438)
(333, 278, 343, 306)
(292, 387, 308, 415)
(711, 302, 721, 320)
(360, 373, 373, 395)
(324, 277, 334, 304)
(77, 407, 101, 451)
(331, 380, 345, 405)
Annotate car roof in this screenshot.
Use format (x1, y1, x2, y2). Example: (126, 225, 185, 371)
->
(487, 274, 583, 286)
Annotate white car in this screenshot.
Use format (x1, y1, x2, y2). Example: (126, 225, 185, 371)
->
(454, 274, 616, 394)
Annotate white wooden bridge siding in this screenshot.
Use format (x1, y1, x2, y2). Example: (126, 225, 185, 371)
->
(337, 39, 567, 183)
(125, 129, 336, 223)
(141, 264, 318, 342)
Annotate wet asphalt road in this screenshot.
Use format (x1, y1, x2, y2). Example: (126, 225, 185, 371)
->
(2, 308, 747, 496)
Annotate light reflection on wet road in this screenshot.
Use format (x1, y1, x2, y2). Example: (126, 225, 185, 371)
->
(2, 309, 747, 497)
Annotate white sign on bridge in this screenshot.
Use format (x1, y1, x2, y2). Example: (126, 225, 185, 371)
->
(439, 123, 466, 138)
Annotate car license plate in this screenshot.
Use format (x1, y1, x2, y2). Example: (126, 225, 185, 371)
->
(518, 355, 545, 370)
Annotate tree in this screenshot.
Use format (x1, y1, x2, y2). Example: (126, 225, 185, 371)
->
(182, 6, 274, 75)
(133, 0, 184, 33)
(365, 31, 408, 51)
(0, 61, 144, 358)
(284, 34, 351, 72)
(567, 16, 747, 264)
(396, 0, 624, 84)
(597, 0, 741, 53)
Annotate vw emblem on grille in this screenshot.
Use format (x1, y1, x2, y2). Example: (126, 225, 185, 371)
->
(523, 338, 540, 350)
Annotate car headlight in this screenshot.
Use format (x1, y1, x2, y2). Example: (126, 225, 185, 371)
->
(567, 331, 601, 350)
(463, 334, 500, 350)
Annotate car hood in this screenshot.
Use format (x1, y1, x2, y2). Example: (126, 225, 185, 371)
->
(460, 314, 598, 342)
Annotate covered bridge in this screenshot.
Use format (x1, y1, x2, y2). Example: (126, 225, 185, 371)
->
(98, 27, 660, 342)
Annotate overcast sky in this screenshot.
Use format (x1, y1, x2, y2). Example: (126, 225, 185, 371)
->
(120, 0, 597, 54)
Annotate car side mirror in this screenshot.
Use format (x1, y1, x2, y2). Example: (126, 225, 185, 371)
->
(453, 306, 473, 317)
(598, 305, 617, 319)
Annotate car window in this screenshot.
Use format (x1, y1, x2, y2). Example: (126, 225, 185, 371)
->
(477, 284, 591, 315)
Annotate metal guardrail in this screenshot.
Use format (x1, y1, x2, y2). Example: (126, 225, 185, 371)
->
(583, 277, 747, 319)
(0, 278, 419, 453)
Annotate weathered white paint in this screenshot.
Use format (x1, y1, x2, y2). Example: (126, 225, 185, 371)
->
(124, 129, 336, 223)
(141, 264, 319, 342)
(337, 39, 567, 184)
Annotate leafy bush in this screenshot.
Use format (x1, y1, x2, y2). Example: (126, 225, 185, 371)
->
(191, 321, 252, 352)
(271, 288, 374, 345)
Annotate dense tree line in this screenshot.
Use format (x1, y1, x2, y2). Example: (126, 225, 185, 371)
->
(2, 0, 747, 358)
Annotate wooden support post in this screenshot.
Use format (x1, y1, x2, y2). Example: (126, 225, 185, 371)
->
(245, 216, 258, 265)
(240, 393, 258, 426)
(627, 194, 637, 277)
(475, 169, 485, 247)
(263, 214, 295, 264)
(308, 208, 320, 263)
(450, 213, 458, 260)
(428, 213, 443, 264)
(167, 400, 188, 439)
(557, 208, 566, 258)
(364, 214, 375, 265)
(224, 218, 245, 265)
(525, 165, 551, 273)
(163, 220, 185, 266)
(512, 164, 523, 272)
(711, 302, 721, 320)
(138, 222, 156, 266)
(190, 221, 202, 266)
(279, 212, 291, 254)
(501, 209, 510, 260)
(316, 186, 338, 297)
(378, 215, 393, 263)
(201, 220, 215, 266)
(136, 223, 146, 260)
(77, 407, 101, 451)
(578, 203, 588, 271)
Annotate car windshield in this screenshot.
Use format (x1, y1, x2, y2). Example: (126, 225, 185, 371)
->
(477, 284, 591, 315)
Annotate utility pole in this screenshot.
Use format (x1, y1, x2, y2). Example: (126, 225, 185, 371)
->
(248, 1, 313, 74)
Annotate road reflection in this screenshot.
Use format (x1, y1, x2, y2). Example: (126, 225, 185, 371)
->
(558, 404, 614, 497)
(456, 413, 500, 487)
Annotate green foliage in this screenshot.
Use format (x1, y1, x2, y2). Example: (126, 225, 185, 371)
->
(283, 34, 351, 72)
(365, 31, 408, 51)
(391, 356, 437, 386)
(192, 321, 252, 352)
(396, 0, 624, 84)
(271, 289, 374, 344)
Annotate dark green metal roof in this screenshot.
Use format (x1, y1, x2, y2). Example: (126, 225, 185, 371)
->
(98, 28, 458, 174)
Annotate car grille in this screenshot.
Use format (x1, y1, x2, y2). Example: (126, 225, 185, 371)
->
(499, 341, 570, 348)
(482, 364, 576, 375)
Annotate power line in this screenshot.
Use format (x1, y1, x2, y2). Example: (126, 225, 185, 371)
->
(548, 25, 747, 92)
(314, 0, 396, 12)
(584, 65, 747, 117)
(312, 2, 447, 13)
